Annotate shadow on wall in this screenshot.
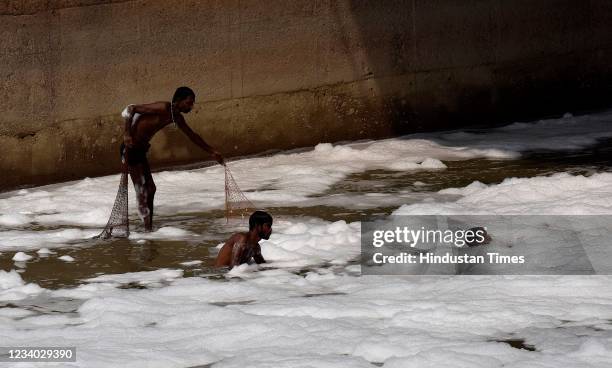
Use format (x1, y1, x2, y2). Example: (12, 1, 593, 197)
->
(341, 0, 612, 134)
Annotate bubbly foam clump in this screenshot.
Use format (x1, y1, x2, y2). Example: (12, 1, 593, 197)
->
(394, 172, 612, 215)
(0, 270, 44, 301)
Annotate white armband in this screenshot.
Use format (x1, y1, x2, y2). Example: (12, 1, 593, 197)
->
(121, 104, 134, 119)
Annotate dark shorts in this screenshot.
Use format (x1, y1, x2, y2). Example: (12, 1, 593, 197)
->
(120, 142, 150, 166)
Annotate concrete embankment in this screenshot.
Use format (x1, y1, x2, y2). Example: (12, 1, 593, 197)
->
(2, 0, 612, 190)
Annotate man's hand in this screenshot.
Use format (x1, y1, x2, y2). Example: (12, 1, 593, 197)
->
(213, 151, 225, 166)
(124, 134, 134, 148)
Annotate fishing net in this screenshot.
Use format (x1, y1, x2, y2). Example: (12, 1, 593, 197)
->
(224, 164, 255, 222)
(95, 159, 252, 235)
(94, 165, 130, 239)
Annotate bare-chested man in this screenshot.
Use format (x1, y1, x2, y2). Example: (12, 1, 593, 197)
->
(215, 211, 272, 268)
(121, 86, 224, 231)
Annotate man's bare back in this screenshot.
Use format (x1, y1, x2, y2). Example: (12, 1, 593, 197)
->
(123, 97, 222, 163)
(215, 211, 272, 268)
(214, 233, 265, 267)
(126, 101, 175, 146)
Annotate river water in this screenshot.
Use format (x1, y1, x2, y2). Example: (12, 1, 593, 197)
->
(2, 137, 610, 289)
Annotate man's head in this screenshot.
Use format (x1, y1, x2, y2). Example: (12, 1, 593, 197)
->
(172, 86, 196, 113)
(249, 210, 273, 240)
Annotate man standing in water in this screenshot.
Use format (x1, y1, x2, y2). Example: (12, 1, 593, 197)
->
(215, 211, 272, 268)
(121, 86, 224, 231)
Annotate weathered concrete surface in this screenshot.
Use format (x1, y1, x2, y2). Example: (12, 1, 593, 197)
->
(1, 0, 612, 190)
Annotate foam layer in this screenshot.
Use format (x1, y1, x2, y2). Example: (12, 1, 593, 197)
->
(393, 172, 612, 215)
(0, 110, 609, 240)
(1, 171, 612, 365)
(1, 269, 611, 367)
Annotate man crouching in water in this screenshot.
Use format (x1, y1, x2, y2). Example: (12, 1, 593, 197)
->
(215, 211, 272, 268)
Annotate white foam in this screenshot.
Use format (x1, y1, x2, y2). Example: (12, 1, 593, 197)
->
(12, 251, 33, 262)
(180, 260, 203, 267)
(128, 226, 195, 240)
(58, 255, 75, 262)
(0, 270, 44, 301)
(0, 111, 611, 366)
(260, 219, 361, 268)
(0, 110, 608, 239)
(2, 170, 612, 364)
(0, 269, 24, 289)
(0, 307, 34, 318)
(83, 268, 183, 286)
(394, 172, 612, 215)
(0, 228, 97, 251)
(0, 270, 610, 366)
(420, 157, 447, 169)
(0, 214, 31, 227)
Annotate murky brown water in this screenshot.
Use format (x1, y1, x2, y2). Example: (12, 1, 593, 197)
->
(2, 139, 611, 289)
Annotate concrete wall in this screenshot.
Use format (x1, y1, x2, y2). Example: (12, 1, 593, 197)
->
(2, 0, 612, 190)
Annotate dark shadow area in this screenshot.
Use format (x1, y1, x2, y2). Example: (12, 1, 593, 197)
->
(343, 0, 612, 135)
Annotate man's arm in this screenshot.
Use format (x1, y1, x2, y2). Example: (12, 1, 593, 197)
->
(175, 115, 225, 165)
(253, 244, 266, 264)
